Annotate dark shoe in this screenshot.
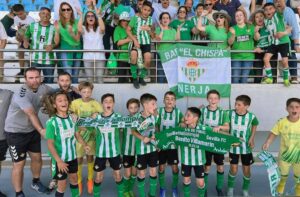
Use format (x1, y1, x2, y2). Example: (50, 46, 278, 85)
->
(0, 190, 7, 197)
(216, 186, 224, 196)
(139, 78, 147, 86)
(133, 79, 140, 89)
(31, 181, 51, 194)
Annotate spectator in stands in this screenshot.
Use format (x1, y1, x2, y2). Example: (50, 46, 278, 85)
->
(152, 0, 177, 27)
(0, 22, 7, 83)
(54, 0, 82, 20)
(12, 4, 35, 81)
(228, 9, 258, 83)
(184, 0, 195, 19)
(23, 7, 56, 84)
(214, 0, 245, 25)
(54, 2, 82, 83)
(191, 3, 209, 41)
(78, 9, 106, 83)
(155, 12, 180, 83)
(197, 9, 230, 49)
(55, 71, 81, 101)
(114, 11, 132, 83)
(170, 6, 197, 41)
(0, 8, 16, 37)
(82, 0, 98, 16)
(240, 0, 256, 19)
(132, 0, 144, 13)
(205, 0, 218, 25)
(275, 0, 300, 84)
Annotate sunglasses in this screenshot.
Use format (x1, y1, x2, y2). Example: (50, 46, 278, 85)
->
(61, 8, 72, 12)
(205, 3, 212, 6)
(216, 15, 224, 19)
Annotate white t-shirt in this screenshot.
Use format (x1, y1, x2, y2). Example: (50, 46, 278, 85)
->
(82, 26, 105, 61)
(54, 0, 82, 20)
(13, 15, 35, 29)
(0, 22, 7, 40)
(240, 0, 251, 19)
(152, 3, 177, 27)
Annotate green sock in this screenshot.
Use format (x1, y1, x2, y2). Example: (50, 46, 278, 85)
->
(172, 172, 179, 189)
(159, 171, 166, 189)
(204, 173, 208, 188)
(137, 177, 145, 197)
(183, 183, 191, 197)
(129, 176, 136, 192)
(130, 64, 137, 79)
(70, 184, 80, 197)
(93, 182, 101, 197)
(140, 68, 147, 78)
(116, 179, 124, 197)
(265, 68, 273, 78)
(216, 171, 224, 190)
(228, 172, 236, 189)
(242, 176, 251, 191)
(149, 176, 157, 197)
(198, 186, 206, 197)
(283, 68, 289, 80)
(123, 176, 130, 193)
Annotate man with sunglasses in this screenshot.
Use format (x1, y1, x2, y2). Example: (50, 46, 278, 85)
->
(204, 0, 218, 25)
(23, 7, 57, 84)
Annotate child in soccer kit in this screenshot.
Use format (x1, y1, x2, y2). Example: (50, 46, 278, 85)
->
(123, 98, 140, 197)
(45, 91, 90, 197)
(227, 95, 259, 197)
(156, 91, 183, 197)
(69, 81, 103, 194)
(180, 107, 211, 197)
(200, 90, 229, 196)
(126, 1, 153, 89)
(262, 3, 292, 86)
(132, 93, 158, 197)
(262, 98, 300, 196)
(93, 94, 124, 196)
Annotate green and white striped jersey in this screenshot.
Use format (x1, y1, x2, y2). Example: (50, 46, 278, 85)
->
(156, 107, 183, 149)
(46, 115, 77, 162)
(179, 124, 210, 166)
(200, 106, 229, 127)
(95, 112, 122, 158)
(228, 110, 259, 154)
(129, 15, 153, 45)
(122, 115, 136, 156)
(191, 16, 208, 40)
(134, 112, 157, 155)
(25, 22, 55, 65)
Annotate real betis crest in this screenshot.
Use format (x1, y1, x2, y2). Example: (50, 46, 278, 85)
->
(181, 59, 205, 82)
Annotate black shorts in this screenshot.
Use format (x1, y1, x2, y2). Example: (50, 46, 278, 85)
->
(205, 151, 224, 166)
(266, 43, 290, 57)
(136, 152, 159, 170)
(229, 153, 254, 166)
(123, 155, 136, 168)
(181, 164, 205, 178)
(94, 155, 122, 172)
(159, 149, 179, 165)
(132, 44, 151, 54)
(0, 139, 8, 161)
(53, 159, 78, 180)
(5, 130, 41, 162)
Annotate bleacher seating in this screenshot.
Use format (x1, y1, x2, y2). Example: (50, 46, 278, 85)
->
(0, 0, 54, 11)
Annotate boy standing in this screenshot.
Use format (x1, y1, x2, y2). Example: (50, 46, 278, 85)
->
(156, 91, 183, 197)
(200, 90, 229, 196)
(132, 93, 158, 197)
(127, 1, 153, 89)
(227, 95, 259, 197)
(262, 98, 300, 196)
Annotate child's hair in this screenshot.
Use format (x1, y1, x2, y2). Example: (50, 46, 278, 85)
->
(250, 9, 264, 25)
(43, 91, 69, 117)
(177, 6, 188, 15)
(24, 67, 41, 78)
(40, 6, 51, 13)
(101, 93, 115, 103)
(286, 98, 300, 107)
(84, 11, 99, 32)
(159, 12, 171, 21)
(57, 71, 72, 79)
(236, 95, 251, 106)
(164, 91, 176, 99)
(263, 2, 275, 9)
(187, 107, 201, 118)
(142, 1, 153, 10)
(126, 98, 140, 109)
(12, 4, 25, 12)
(78, 81, 94, 91)
(140, 93, 157, 105)
(206, 89, 220, 99)
(195, 3, 205, 10)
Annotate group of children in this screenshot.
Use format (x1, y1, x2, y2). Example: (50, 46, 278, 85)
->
(43, 81, 300, 197)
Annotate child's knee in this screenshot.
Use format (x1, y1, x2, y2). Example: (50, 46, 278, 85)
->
(183, 177, 191, 185)
(149, 167, 157, 177)
(114, 170, 122, 182)
(95, 172, 104, 183)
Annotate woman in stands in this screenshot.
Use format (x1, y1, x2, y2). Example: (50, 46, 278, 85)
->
(78, 9, 105, 83)
(196, 10, 230, 49)
(54, 2, 82, 83)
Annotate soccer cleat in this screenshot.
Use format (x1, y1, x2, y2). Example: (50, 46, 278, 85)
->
(227, 188, 234, 197)
(261, 78, 273, 84)
(242, 190, 249, 197)
(133, 79, 140, 89)
(31, 181, 50, 194)
(48, 179, 58, 191)
(172, 187, 178, 197)
(159, 188, 166, 197)
(216, 186, 224, 196)
(87, 179, 93, 194)
(78, 182, 82, 195)
(139, 78, 147, 86)
(0, 190, 6, 197)
(284, 79, 291, 87)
